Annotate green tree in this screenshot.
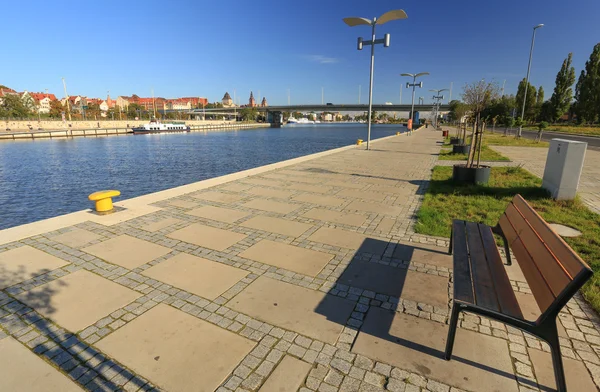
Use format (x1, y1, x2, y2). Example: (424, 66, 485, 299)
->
(48, 100, 64, 119)
(575, 44, 600, 124)
(515, 78, 537, 122)
(240, 107, 258, 121)
(503, 116, 515, 136)
(539, 101, 554, 122)
(0, 94, 30, 118)
(85, 102, 101, 119)
(536, 86, 544, 105)
(462, 80, 500, 168)
(549, 53, 576, 123)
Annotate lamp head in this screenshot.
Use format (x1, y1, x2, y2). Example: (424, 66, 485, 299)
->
(343, 17, 373, 27)
(377, 9, 408, 25)
(534, 24, 544, 29)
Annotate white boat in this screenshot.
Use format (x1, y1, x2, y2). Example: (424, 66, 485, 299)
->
(132, 119, 190, 134)
(287, 117, 315, 125)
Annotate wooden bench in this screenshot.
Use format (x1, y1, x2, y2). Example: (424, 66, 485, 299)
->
(446, 194, 593, 392)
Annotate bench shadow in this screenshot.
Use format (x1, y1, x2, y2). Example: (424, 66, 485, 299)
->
(313, 238, 536, 390)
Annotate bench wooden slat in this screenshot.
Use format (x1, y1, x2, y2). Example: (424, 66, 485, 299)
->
(511, 236, 556, 312)
(504, 203, 571, 297)
(512, 195, 587, 279)
(466, 222, 500, 312)
(452, 220, 474, 304)
(479, 224, 524, 319)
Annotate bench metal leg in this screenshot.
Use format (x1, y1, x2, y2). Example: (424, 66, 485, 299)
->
(448, 226, 453, 255)
(444, 303, 461, 360)
(546, 324, 567, 392)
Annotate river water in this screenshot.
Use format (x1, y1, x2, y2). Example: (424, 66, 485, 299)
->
(0, 123, 405, 229)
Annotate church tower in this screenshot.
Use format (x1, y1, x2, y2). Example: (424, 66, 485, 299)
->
(249, 91, 256, 107)
(261, 97, 268, 107)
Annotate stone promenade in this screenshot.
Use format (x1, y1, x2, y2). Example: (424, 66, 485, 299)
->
(0, 129, 599, 392)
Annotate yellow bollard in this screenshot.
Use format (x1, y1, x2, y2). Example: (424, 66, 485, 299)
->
(88, 190, 121, 212)
(356, 139, 363, 145)
(396, 132, 400, 136)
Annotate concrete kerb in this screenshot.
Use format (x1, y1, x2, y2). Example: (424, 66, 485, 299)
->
(0, 132, 407, 245)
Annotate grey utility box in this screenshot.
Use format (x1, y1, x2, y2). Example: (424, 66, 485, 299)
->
(542, 139, 587, 200)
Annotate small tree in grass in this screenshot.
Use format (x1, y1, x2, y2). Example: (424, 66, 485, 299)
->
(536, 121, 548, 142)
(514, 117, 524, 137)
(504, 117, 515, 136)
(462, 80, 500, 168)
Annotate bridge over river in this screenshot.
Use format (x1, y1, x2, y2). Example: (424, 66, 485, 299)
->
(186, 104, 450, 126)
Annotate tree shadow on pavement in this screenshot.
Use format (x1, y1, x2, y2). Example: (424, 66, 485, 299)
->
(0, 262, 149, 391)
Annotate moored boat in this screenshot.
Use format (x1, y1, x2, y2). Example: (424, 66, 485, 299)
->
(132, 119, 190, 134)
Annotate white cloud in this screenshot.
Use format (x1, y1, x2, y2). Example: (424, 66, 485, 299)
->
(304, 55, 339, 64)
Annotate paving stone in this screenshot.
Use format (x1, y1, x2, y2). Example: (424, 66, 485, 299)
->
(528, 347, 596, 391)
(338, 261, 448, 308)
(241, 216, 313, 237)
(293, 193, 346, 207)
(345, 201, 404, 216)
(387, 378, 407, 392)
(51, 228, 103, 248)
(143, 218, 183, 232)
(191, 191, 244, 204)
(308, 227, 388, 254)
(303, 208, 367, 227)
(325, 369, 344, 387)
(142, 253, 248, 300)
(96, 304, 255, 392)
(242, 373, 264, 390)
(364, 371, 385, 387)
(167, 223, 247, 251)
(340, 376, 361, 392)
(17, 269, 141, 331)
(242, 199, 301, 214)
(82, 235, 171, 269)
(187, 205, 251, 224)
(353, 308, 518, 392)
(0, 337, 82, 391)
(392, 241, 452, 269)
(229, 276, 354, 344)
(0, 246, 70, 289)
(239, 240, 333, 277)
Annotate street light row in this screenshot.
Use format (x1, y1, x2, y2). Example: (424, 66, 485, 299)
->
(344, 10, 445, 147)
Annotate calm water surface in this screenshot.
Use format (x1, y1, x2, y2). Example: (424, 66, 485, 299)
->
(0, 123, 405, 229)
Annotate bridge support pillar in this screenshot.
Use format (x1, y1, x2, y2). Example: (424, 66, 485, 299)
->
(267, 111, 283, 128)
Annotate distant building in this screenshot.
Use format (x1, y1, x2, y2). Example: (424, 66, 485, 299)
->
(248, 91, 256, 107)
(260, 97, 268, 107)
(29, 92, 57, 114)
(165, 97, 208, 110)
(222, 92, 234, 107)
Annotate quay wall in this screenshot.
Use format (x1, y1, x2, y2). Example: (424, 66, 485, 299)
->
(0, 122, 269, 141)
(1, 119, 237, 132)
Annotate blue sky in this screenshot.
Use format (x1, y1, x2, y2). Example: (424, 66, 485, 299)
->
(1, 0, 599, 105)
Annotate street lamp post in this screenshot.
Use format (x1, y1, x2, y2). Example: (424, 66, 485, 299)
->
(518, 24, 544, 138)
(344, 10, 408, 150)
(430, 89, 448, 128)
(401, 72, 429, 134)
